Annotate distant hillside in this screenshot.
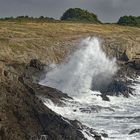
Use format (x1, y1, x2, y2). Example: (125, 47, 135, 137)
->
(117, 15, 140, 27)
(0, 16, 56, 22)
(61, 8, 101, 23)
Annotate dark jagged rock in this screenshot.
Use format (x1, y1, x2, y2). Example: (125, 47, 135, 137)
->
(91, 63, 137, 100)
(23, 59, 72, 104)
(0, 62, 83, 140)
(29, 59, 44, 71)
(24, 59, 47, 83)
(79, 105, 114, 113)
(100, 133, 108, 138)
(33, 84, 72, 105)
(119, 50, 129, 62)
(1, 58, 139, 140)
(100, 94, 110, 101)
(20, 77, 72, 105)
(129, 129, 140, 135)
(0, 75, 87, 140)
(81, 124, 106, 140)
(0, 60, 106, 140)
(92, 77, 133, 99)
(103, 80, 133, 97)
(94, 135, 102, 140)
(127, 60, 140, 70)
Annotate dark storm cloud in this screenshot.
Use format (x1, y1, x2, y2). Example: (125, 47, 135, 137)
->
(0, 0, 139, 22)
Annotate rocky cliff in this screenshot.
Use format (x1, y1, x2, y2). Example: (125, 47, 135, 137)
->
(0, 61, 104, 140)
(0, 21, 140, 140)
(0, 57, 108, 140)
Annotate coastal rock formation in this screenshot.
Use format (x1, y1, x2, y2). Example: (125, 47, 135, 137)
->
(129, 129, 140, 135)
(0, 61, 104, 140)
(0, 21, 140, 140)
(91, 59, 140, 101)
(0, 75, 85, 140)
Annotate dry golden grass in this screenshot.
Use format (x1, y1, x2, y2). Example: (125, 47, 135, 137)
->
(0, 21, 140, 64)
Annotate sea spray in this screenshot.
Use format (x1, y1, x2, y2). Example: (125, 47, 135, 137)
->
(40, 37, 140, 140)
(43, 77, 140, 140)
(40, 37, 118, 96)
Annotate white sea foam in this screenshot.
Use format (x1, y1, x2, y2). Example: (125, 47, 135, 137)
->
(40, 37, 140, 140)
(40, 37, 117, 97)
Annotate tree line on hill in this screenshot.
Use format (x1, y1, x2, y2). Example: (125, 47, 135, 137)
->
(0, 8, 139, 27)
(117, 16, 140, 27)
(0, 15, 56, 22)
(61, 8, 101, 23)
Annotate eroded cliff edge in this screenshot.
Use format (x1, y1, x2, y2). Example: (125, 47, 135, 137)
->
(0, 61, 93, 140)
(0, 22, 140, 140)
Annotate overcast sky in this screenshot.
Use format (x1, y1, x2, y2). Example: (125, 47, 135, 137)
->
(0, 0, 139, 22)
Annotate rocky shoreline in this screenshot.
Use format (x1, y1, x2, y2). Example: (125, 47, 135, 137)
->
(0, 47, 140, 140)
(0, 58, 108, 140)
(0, 21, 140, 140)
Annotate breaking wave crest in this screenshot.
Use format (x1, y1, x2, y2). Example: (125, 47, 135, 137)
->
(40, 37, 118, 96)
(40, 37, 140, 140)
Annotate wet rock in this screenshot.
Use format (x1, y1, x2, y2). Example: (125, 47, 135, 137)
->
(24, 81, 72, 105)
(4, 58, 139, 140)
(119, 50, 129, 62)
(80, 105, 114, 113)
(129, 129, 140, 135)
(94, 135, 102, 140)
(80, 107, 92, 113)
(0, 60, 86, 140)
(103, 80, 132, 97)
(92, 78, 133, 98)
(91, 62, 137, 99)
(126, 60, 140, 70)
(101, 132, 108, 138)
(82, 125, 107, 140)
(1, 60, 106, 140)
(100, 94, 110, 101)
(0, 76, 87, 140)
(29, 59, 44, 70)
(70, 120, 84, 130)
(24, 59, 47, 83)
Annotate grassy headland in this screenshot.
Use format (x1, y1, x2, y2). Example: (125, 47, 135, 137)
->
(0, 21, 140, 65)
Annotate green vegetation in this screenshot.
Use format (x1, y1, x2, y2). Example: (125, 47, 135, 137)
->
(0, 16, 56, 22)
(118, 16, 140, 27)
(61, 8, 101, 23)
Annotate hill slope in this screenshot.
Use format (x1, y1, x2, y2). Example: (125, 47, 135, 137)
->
(118, 15, 140, 27)
(0, 21, 140, 65)
(61, 8, 101, 23)
(0, 21, 140, 140)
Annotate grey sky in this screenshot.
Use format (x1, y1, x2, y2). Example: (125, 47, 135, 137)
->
(0, 0, 139, 22)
